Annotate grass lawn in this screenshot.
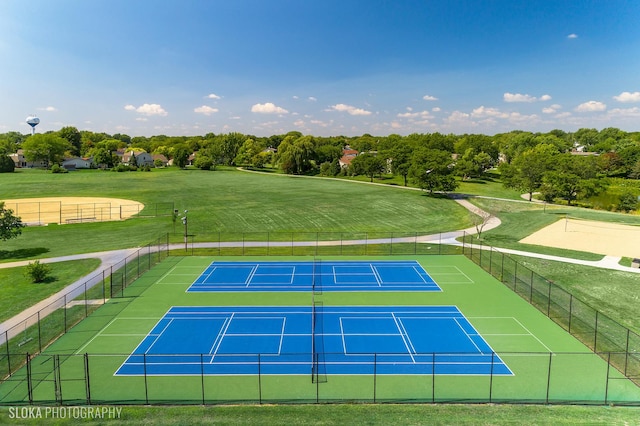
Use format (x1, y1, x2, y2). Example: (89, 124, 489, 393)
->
(509, 255, 640, 333)
(0, 168, 473, 261)
(0, 259, 100, 323)
(1, 404, 639, 425)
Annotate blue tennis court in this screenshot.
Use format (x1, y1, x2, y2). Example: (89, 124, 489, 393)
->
(187, 260, 440, 292)
(115, 306, 511, 376)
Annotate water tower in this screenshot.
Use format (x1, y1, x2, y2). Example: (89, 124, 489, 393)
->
(26, 115, 40, 135)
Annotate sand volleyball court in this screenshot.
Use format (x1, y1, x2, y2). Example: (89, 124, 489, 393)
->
(520, 217, 640, 258)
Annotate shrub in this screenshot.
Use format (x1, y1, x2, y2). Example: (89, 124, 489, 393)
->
(25, 260, 51, 283)
(50, 164, 68, 173)
(0, 155, 15, 172)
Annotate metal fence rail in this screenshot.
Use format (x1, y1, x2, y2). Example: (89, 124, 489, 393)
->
(0, 235, 169, 381)
(2, 351, 638, 406)
(461, 232, 640, 388)
(2, 231, 640, 406)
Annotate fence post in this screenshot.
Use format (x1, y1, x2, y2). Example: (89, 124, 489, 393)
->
(84, 353, 91, 405)
(547, 281, 552, 317)
(568, 295, 573, 333)
(26, 353, 33, 404)
(432, 352, 435, 403)
(624, 329, 630, 376)
(489, 352, 494, 403)
(64, 294, 68, 333)
(37, 311, 42, 352)
(604, 352, 611, 404)
(143, 354, 149, 404)
(200, 354, 205, 405)
(5, 331, 10, 376)
(594, 311, 599, 352)
(545, 352, 552, 404)
(365, 232, 368, 255)
(489, 248, 492, 275)
(373, 353, 377, 403)
(258, 354, 262, 404)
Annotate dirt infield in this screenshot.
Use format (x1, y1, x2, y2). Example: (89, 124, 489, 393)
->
(520, 218, 640, 258)
(2, 197, 145, 225)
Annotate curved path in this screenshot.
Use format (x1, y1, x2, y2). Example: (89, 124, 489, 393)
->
(1, 192, 638, 345)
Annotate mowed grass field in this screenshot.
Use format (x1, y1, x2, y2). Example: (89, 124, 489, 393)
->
(0, 168, 473, 260)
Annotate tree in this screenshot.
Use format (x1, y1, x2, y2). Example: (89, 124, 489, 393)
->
(57, 126, 82, 156)
(500, 143, 559, 201)
(539, 155, 607, 205)
(92, 147, 118, 169)
(387, 142, 413, 186)
(0, 155, 15, 172)
(0, 202, 24, 241)
(617, 191, 638, 212)
(276, 135, 317, 174)
(409, 148, 458, 193)
(172, 145, 191, 169)
(25, 260, 51, 283)
(349, 153, 386, 182)
(21, 133, 71, 168)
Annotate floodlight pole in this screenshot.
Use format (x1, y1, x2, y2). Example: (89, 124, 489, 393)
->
(182, 210, 188, 251)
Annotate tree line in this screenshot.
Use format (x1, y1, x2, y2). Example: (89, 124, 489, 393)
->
(2, 127, 640, 209)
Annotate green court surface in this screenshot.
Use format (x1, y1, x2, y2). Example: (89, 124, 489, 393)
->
(1, 255, 639, 405)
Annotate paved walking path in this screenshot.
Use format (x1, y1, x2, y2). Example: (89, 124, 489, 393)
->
(1, 194, 638, 345)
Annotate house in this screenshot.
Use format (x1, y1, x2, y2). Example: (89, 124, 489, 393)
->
(62, 157, 94, 170)
(122, 150, 154, 167)
(151, 154, 169, 167)
(9, 149, 48, 168)
(338, 147, 359, 169)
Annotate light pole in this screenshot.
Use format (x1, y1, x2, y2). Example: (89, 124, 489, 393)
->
(181, 210, 188, 251)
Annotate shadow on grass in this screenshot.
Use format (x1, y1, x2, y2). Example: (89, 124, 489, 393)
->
(0, 247, 50, 261)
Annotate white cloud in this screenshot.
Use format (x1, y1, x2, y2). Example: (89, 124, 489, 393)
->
(328, 103, 372, 116)
(194, 105, 219, 116)
(308, 96, 317, 102)
(397, 110, 432, 119)
(503, 92, 551, 103)
(207, 93, 221, 99)
(37, 106, 57, 112)
(432, 107, 441, 112)
(124, 103, 168, 116)
(542, 104, 562, 114)
(567, 33, 578, 39)
(608, 107, 640, 117)
(251, 102, 289, 114)
(472, 106, 508, 118)
(422, 95, 438, 101)
(613, 91, 640, 103)
(575, 101, 606, 112)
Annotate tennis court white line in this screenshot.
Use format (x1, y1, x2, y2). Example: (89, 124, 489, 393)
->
(210, 314, 234, 361)
(391, 313, 416, 363)
(76, 316, 120, 353)
(145, 319, 176, 355)
(370, 265, 383, 286)
(512, 317, 553, 352)
(395, 317, 417, 355)
(245, 265, 259, 287)
(453, 317, 483, 353)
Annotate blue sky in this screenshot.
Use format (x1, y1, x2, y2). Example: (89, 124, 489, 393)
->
(1, 0, 639, 137)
